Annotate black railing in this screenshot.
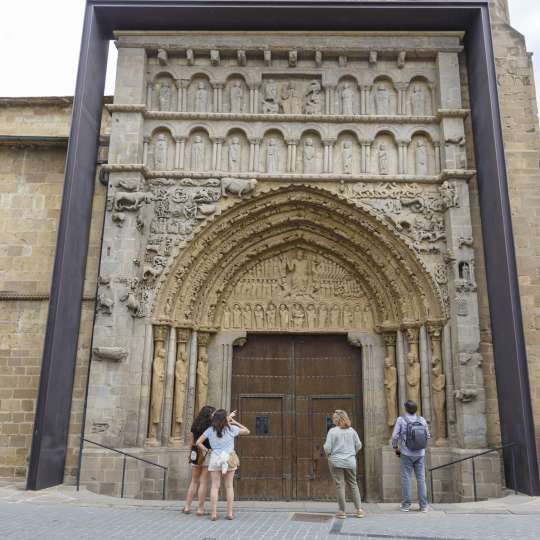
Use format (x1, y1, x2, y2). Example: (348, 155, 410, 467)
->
(76, 438, 168, 500)
(428, 443, 518, 503)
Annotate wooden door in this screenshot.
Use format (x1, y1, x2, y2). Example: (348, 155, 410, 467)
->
(231, 334, 363, 500)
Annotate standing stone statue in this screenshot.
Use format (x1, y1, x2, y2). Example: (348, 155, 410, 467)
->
(266, 301, 277, 328)
(266, 138, 280, 173)
(432, 358, 447, 444)
(291, 303, 305, 329)
(306, 304, 317, 329)
(149, 344, 167, 440)
(375, 84, 390, 115)
(303, 138, 317, 173)
(195, 81, 208, 112)
(254, 304, 265, 329)
(279, 304, 289, 328)
(191, 135, 205, 171)
(342, 140, 353, 174)
(242, 304, 252, 328)
(196, 341, 209, 411)
(232, 303, 242, 328)
(228, 136, 242, 172)
(281, 81, 301, 114)
(406, 351, 421, 409)
(304, 80, 323, 115)
(172, 337, 189, 437)
(415, 139, 428, 175)
(230, 81, 244, 113)
(154, 134, 168, 170)
(158, 84, 171, 111)
(341, 83, 354, 115)
(384, 355, 398, 427)
(378, 143, 389, 175)
(262, 79, 280, 113)
(411, 84, 426, 116)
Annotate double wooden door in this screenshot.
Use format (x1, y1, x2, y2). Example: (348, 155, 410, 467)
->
(231, 334, 363, 500)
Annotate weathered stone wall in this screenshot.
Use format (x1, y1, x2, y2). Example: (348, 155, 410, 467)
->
(0, 99, 109, 480)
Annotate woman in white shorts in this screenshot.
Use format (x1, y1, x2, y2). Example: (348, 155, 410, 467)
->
(196, 409, 249, 521)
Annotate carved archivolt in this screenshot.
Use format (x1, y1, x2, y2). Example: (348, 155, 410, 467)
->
(152, 185, 446, 329)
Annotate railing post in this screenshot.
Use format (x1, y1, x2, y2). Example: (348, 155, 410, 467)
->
(121, 455, 127, 499)
(511, 445, 518, 495)
(162, 469, 167, 500)
(471, 458, 477, 502)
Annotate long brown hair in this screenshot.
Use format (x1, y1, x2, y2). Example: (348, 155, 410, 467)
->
(191, 405, 216, 435)
(211, 409, 229, 438)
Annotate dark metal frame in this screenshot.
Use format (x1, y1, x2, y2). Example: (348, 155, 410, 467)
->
(27, 0, 540, 495)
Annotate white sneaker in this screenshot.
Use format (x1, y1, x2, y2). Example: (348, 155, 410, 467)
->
(399, 505, 410, 512)
(419, 506, 429, 513)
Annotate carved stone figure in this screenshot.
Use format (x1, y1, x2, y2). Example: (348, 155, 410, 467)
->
(279, 303, 289, 328)
(191, 135, 205, 171)
(384, 356, 398, 426)
(341, 83, 354, 115)
(230, 81, 244, 113)
(406, 350, 421, 407)
(440, 180, 459, 209)
(96, 288, 114, 315)
(254, 304, 265, 328)
(291, 303, 305, 329)
(266, 138, 280, 173)
(411, 84, 426, 116)
(343, 304, 354, 326)
(221, 177, 257, 197)
(304, 80, 323, 114)
(415, 139, 428, 175)
(375, 84, 390, 115)
(262, 79, 280, 113)
(154, 134, 168, 170)
(266, 302, 277, 327)
(232, 303, 242, 328)
(242, 304, 252, 327)
(342, 140, 353, 174)
(228, 136, 242, 172)
(378, 143, 389, 175)
(303, 138, 317, 173)
(158, 84, 171, 111)
(92, 346, 128, 362)
(173, 339, 188, 434)
(330, 304, 341, 326)
(281, 82, 301, 114)
(432, 360, 447, 443)
(306, 304, 317, 328)
(223, 305, 231, 328)
(195, 81, 208, 112)
(285, 249, 310, 293)
(196, 341, 209, 410)
(113, 191, 149, 212)
(149, 344, 166, 440)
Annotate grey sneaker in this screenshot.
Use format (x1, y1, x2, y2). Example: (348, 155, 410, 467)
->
(419, 506, 429, 513)
(399, 505, 410, 512)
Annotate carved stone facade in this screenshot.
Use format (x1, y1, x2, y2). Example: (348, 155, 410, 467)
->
(80, 31, 497, 501)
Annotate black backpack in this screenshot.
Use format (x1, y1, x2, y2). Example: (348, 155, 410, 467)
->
(403, 416, 428, 451)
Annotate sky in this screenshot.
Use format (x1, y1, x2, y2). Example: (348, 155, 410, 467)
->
(0, 1, 538, 103)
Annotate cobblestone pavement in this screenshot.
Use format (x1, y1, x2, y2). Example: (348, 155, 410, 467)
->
(1, 483, 539, 540)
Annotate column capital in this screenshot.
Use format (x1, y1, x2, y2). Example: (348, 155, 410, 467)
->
(404, 325, 420, 344)
(212, 137, 225, 144)
(198, 331, 212, 347)
(175, 136, 187, 144)
(176, 328, 190, 343)
(249, 137, 262, 145)
(153, 324, 168, 342)
(395, 82, 409, 91)
(427, 322, 444, 340)
(211, 82, 224, 90)
(383, 332, 397, 347)
(322, 138, 336, 146)
(286, 139, 299, 145)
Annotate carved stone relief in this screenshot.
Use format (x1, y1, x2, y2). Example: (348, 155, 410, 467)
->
(148, 326, 167, 442)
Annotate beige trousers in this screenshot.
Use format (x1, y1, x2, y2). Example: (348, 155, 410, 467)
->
(328, 462, 362, 512)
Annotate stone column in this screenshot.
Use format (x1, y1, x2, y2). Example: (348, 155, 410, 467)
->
(212, 83, 219, 113)
(176, 137, 186, 170)
(184, 330, 198, 440)
(146, 82, 153, 108)
(361, 85, 371, 115)
(137, 324, 154, 446)
(249, 140, 255, 171)
(428, 323, 447, 444)
(398, 140, 408, 174)
(428, 83, 437, 115)
(196, 332, 211, 414)
(405, 326, 422, 415)
(434, 142, 441, 174)
(217, 83, 224, 112)
(162, 327, 177, 445)
(249, 84, 259, 114)
(322, 140, 334, 173)
(383, 332, 398, 428)
(180, 79, 190, 112)
(252, 138, 261, 173)
(396, 329, 407, 408)
(147, 325, 168, 445)
(143, 136, 150, 166)
(360, 141, 371, 173)
(171, 329, 190, 441)
(174, 79, 182, 112)
(396, 83, 408, 115)
(419, 326, 432, 424)
(325, 85, 336, 115)
(287, 140, 298, 172)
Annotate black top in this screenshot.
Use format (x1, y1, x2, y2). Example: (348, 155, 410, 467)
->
(192, 425, 211, 449)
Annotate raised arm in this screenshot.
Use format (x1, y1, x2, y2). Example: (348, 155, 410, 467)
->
(230, 419, 250, 435)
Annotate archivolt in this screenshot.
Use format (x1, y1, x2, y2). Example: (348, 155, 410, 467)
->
(152, 185, 446, 329)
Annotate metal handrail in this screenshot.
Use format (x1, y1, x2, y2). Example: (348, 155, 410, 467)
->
(428, 442, 518, 503)
(76, 437, 168, 500)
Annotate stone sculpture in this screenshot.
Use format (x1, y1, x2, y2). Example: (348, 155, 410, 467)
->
(230, 81, 244, 113)
(195, 82, 208, 112)
(342, 140, 353, 174)
(378, 143, 389, 175)
(375, 84, 390, 115)
(262, 79, 280, 113)
(406, 350, 421, 408)
(266, 302, 277, 327)
(196, 339, 209, 410)
(221, 177, 257, 197)
(303, 138, 317, 173)
(154, 134, 168, 170)
(92, 346, 128, 362)
(304, 80, 323, 114)
(172, 338, 188, 437)
(228, 136, 242, 172)
(432, 358, 447, 443)
(158, 84, 171, 111)
(149, 343, 167, 440)
(341, 83, 354, 115)
(415, 139, 428, 175)
(384, 355, 398, 426)
(411, 84, 426, 116)
(281, 82, 301, 114)
(266, 138, 280, 173)
(191, 135, 205, 171)
(279, 303, 289, 328)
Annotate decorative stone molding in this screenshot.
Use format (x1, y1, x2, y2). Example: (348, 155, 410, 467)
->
(92, 347, 129, 362)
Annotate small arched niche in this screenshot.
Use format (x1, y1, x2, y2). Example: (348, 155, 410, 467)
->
(372, 131, 398, 175)
(224, 75, 248, 114)
(336, 76, 360, 115)
(408, 77, 433, 116)
(298, 130, 323, 174)
(336, 130, 361, 175)
(150, 128, 174, 171)
(372, 76, 398, 115)
(187, 128, 212, 172)
(408, 132, 435, 176)
(223, 129, 249, 173)
(260, 129, 287, 174)
(153, 73, 176, 112)
(188, 74, 211, 113)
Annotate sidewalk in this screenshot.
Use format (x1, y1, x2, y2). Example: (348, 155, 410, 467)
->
(1, 481, 539, 539)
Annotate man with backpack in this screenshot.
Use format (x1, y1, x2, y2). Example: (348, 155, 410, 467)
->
(391, 400, 431, 512)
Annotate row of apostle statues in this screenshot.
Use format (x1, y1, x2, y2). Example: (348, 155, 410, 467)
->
(150, 77, 433, 116)
(149, 131, 434, 176)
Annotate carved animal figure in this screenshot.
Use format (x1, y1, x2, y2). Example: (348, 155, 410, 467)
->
(113, 191, 149, 212)
(221, 177, 257, 197)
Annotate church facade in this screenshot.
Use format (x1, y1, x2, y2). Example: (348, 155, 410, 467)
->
(0, 1, 539, 501)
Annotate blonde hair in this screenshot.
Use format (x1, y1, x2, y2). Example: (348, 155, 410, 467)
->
(333, 410, 352, 429)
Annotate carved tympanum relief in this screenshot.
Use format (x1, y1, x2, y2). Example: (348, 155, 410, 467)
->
(222, 248, 374, 331)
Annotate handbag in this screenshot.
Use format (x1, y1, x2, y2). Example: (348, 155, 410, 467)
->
(227, 451, 240, 469)
(189, 445, 206, 466)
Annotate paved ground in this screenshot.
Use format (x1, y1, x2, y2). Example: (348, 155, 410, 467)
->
(1, 483, 539, 540)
